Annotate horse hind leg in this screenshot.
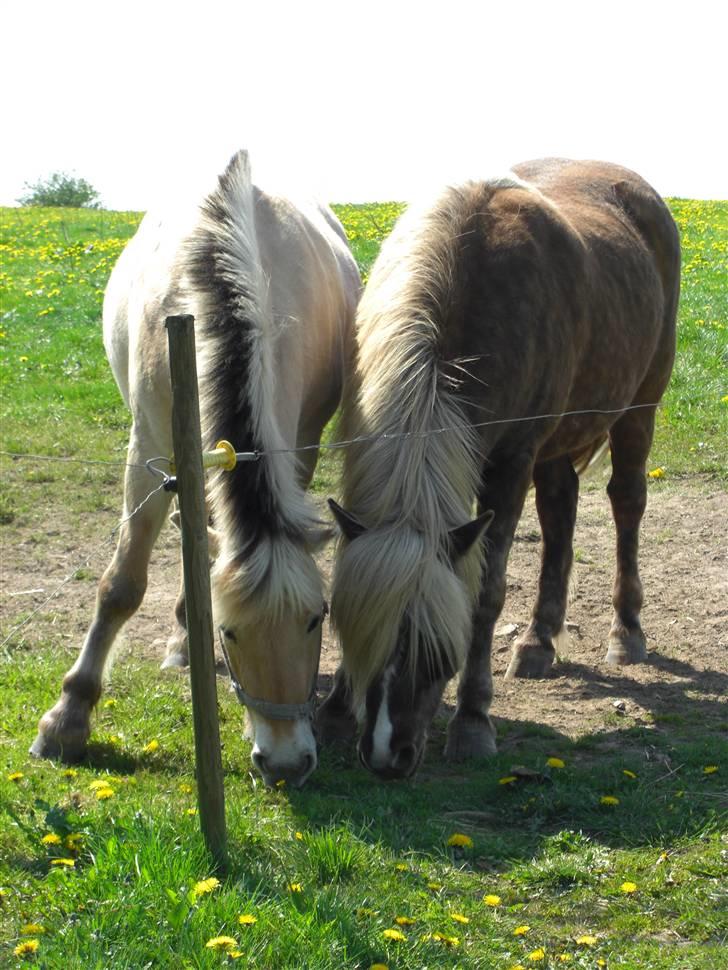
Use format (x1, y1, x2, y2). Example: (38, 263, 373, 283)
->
(30, 441, 171, 761)
(505, 456, 579, 679)
(604, 410, 654, 665)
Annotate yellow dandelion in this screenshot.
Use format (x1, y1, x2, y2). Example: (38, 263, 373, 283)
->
(14, 939, 40, 957)
(509, 966, 526, 970)
(620, 881, 638, 893)
(63, 768, 78, 779)
(703, 765, 718, 774)
(205, 936, 237, 951)
(514, 924, 530, 935)
(432, 932, 460, 945)
(600, 795, 619, 806)
(229, 952, 244, 960)
(103, 698, 117, 708)
(721, 395, 728, 404)
(179, 783, 194, 794)
(41, 833, 62, 845)
(394, 863, 408, 871)
(142, 739, 159, 754)
(20, 923, 46, 935)
(528, 948, 546, 962)
(395, 915, 416, 925)
(451, 912, 470, 924)
(447, 832, 473, 848)
(50, 858, 75, 867)
(288, 882, 303, 893)
(499, 775, 518, 785)
(65, 833, 84, 851)
(558, 955, 573, 963)
(88, 779, 110, 790)
(576, 934, 598, 945)
(95, 786, 115, 800)
(238, 914, 257, 925)
(186, 807, 198, 816)
(546, 757, 565, 769)
(369, 965, 389, 970)
(382, 928, 407, 941)
(193, 876, 220, 896)
(647, 467, 665, 479)
(294, 831, 303, 840)
(7, 771, 24, 782)
(19, 355, 29, 362)
(622, 769, 637, 779)
(483, 893, 501, 906)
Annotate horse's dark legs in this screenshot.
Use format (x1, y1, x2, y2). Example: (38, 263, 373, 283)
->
(604, 411, 654, 665)
(505, 456, 579, 678)
(445, 457, 534, 761)
(31, 438, 171, 761)
(316, 665, 357, 744)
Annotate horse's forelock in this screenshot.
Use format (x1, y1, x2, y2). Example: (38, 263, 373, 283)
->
(332, 526, 480, 706)
(212, 532, 323, 626)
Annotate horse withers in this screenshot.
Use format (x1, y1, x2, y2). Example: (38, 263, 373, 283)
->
(320, 158, 680, 780)
(30, 150, 360, 788)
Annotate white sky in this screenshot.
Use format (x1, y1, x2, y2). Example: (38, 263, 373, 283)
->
(2, 0, 726, 209)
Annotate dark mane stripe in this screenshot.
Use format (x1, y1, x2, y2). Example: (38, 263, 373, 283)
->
(185, 153, 282, 544)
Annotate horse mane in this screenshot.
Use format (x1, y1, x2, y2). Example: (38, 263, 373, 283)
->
(184, 150, 325, 616)
(332, 177, 527, 699)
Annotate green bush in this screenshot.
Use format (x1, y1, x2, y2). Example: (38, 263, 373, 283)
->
(17, 171, 101, 208)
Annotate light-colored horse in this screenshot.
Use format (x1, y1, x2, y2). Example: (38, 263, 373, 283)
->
(31, 150, 360, 787)
(320, 158, 680, 779)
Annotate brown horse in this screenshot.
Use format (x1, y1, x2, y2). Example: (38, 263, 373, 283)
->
(31, 151, 360, 787)
(321, 158, 680, 779)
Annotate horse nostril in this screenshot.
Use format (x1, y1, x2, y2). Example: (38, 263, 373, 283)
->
(391, 742, 417, 775)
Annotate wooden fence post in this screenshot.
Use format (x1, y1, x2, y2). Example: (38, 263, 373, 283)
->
(165, 314, 227, 871)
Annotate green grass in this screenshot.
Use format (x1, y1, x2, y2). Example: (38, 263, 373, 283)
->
(1, 200, 727, 966)
(1, 651, 726, 967)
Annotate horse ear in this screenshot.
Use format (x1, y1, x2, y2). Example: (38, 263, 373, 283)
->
(449, 510, 494, 560)
(328, 498, 367, 541)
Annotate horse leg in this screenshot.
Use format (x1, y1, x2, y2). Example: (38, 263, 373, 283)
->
(160, 570, 189, 669)
(505, 456, 579, 678)
(445, 457, 534, 761)
(604, 410, 653, 665)
(30, 436, 171, 761)
(316, 665, 357, 745)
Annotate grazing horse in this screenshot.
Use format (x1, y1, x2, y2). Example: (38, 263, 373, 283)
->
(30, 150, 360, 787)
(320, 158, 680, 780)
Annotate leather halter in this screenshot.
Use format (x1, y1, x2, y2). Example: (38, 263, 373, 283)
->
(216, 603, 327, 721)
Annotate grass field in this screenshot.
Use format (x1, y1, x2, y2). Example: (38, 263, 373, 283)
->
(0, 198, 726, 968)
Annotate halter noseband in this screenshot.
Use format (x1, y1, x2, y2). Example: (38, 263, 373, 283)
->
(216, 602, 327, 722)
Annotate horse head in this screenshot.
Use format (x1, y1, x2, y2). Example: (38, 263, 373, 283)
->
(329, 499, 492, 779)
(212, 536, 327, 788)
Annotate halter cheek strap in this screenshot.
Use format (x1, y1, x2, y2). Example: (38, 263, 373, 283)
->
(216, 604, 327, 722)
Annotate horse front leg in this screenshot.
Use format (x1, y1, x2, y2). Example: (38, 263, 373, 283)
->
(604, 411, 654, 665)
(30, 446, 171, 761)
(316, 665, 357, 745)
(445, 457, 534, 761)
(505, 455, 579, 678)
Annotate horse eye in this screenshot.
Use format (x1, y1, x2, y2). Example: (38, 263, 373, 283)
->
(306, 615, 320, 634)
(223, 628, 237, 642)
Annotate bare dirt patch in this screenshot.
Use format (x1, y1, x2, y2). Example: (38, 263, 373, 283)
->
(2, 473, 726, 746)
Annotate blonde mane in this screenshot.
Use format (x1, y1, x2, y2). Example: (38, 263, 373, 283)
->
(331, 183, 521, 699)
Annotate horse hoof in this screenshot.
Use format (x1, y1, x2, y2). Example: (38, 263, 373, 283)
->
(444, 715, 497, 761)
(29, 702, 91, 762)
(161, 652, 189, 670)
(604, 626, 647, 666)
(504, 642, 556, 679)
